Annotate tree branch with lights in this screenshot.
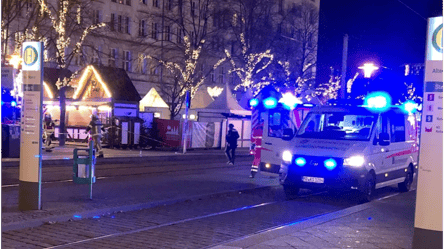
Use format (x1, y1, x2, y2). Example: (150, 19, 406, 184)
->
(146, 36, 225, 119)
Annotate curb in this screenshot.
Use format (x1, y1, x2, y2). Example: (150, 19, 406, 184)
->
(208, 194, 400, 249)
(1, 186, 276, 232)
(2, 153, 253, 167)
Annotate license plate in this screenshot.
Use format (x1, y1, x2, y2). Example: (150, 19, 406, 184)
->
(302, 176, 324, 184)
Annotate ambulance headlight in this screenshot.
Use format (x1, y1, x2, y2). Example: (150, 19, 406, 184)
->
(343, 156, 365, 167)
(282, 150, 293, 163)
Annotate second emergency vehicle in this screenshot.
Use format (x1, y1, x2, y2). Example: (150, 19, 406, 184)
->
(279, 98, 419, 202)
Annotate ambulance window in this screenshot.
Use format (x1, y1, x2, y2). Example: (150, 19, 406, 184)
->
(390, 114, 405, 143)
(375, 114, 389, 143)
(268, 111, 290, 138)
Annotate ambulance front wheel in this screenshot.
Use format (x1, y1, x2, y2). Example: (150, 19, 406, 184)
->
(398, 164, 414, 192)
(358, 173, 375, 203)
(283, 184, 299, 199)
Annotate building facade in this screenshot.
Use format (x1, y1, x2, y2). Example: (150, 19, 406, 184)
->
(2, 0, 319, 118)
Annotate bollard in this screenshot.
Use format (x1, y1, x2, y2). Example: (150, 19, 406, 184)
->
(73, 141, 96, 199)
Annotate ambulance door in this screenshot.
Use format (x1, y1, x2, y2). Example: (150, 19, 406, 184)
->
(261, 109, 294, 170)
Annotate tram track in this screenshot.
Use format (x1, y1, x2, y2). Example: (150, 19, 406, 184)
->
(3, 185, 403, 249)
(2, 158, 253, 187)
(3, 185, 350, 249)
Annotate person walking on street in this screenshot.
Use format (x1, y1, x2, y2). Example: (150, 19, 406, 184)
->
(86, 114, 105, 158)
(225, 124, 239, 165)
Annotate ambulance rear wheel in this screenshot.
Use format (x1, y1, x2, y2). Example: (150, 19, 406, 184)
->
(283, 184, 299, 199)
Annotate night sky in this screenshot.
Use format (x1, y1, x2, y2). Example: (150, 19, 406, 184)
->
(316, 0, 443, 85)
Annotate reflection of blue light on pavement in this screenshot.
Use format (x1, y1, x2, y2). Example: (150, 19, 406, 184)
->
(64, 157, 70, 160)
(93, 216, 100, 219)
(368, 217, 372, 220)
(111, 216, 115, 219)
(73, 215, 82, 218)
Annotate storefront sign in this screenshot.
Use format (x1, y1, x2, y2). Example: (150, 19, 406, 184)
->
(114, 103, 138, 117)
(413, 16, 443, 249)
(19, 41, 43, 211)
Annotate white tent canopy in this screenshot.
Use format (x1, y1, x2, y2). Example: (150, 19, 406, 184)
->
(191, 86, 214, 109)
(238, 87, 254, 109)
(139, 87, 169, 111)
(196, 83, 251, 118)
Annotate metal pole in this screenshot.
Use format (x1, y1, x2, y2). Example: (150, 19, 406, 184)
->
(89, 140, 94, 200)
(182, 90, 189, 154)
(340, 34, 348, 99)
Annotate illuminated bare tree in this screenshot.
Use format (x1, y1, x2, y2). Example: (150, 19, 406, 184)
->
(139, 0, 225, 120)
(147, 36, 225, 119)
(38, 0, 105, 145)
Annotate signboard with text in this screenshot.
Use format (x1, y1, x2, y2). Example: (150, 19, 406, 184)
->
(413, 16, 443, 248)
(19, 41, 44, 210)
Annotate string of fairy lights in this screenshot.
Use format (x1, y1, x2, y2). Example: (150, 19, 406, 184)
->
(146, 35, 226, 101)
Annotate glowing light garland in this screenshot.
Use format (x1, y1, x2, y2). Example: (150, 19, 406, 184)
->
(38, 0, 105, 89)
(224, 31, 274, 95)
(73, 65, 112, 99)
(146, 36, 226, 100)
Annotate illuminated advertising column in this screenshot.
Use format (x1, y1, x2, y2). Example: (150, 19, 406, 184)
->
(19, 42, 44, 211)
(413, 16, 443, 248)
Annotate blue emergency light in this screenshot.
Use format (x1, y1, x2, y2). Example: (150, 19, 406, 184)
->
(402, 100, 417, 113)
(249, 98, 259, 107)
(263, 97, 277, 109)
(324, 158, 337, 171)
(295, 157, 306, 166)
(363, 92, 391, 112)
(11, 101, 17, 107)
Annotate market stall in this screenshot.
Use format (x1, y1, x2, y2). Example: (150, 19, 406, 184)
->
(44, 65, 141, 145)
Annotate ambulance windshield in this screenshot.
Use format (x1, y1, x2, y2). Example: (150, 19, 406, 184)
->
(296, 112, 377, 141)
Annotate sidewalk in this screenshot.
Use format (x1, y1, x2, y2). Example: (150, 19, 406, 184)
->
(2, 145, 251, 166)
(211, 191, 416, 249)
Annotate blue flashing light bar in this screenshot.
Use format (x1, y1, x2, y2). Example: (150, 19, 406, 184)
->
(363, 92, 392, 112)
(249, 98, 259, 107)
(263, 97, 278, 109)
(11, 101, 17, 107)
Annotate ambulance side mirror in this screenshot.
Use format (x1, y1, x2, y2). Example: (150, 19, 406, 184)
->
(282, 128, 294, 141)
(378, 132, 390, 146)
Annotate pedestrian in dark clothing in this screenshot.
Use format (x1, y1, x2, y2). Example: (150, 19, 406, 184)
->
(225, 124, 240, 165)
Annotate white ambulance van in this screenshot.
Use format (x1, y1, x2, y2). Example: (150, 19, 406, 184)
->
(279, 104, 419, 202)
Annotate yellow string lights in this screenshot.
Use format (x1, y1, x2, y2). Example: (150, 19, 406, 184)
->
(146, 36, 225, 99)
(37, 0, 105, 89)
(224, 31, 274, 95)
